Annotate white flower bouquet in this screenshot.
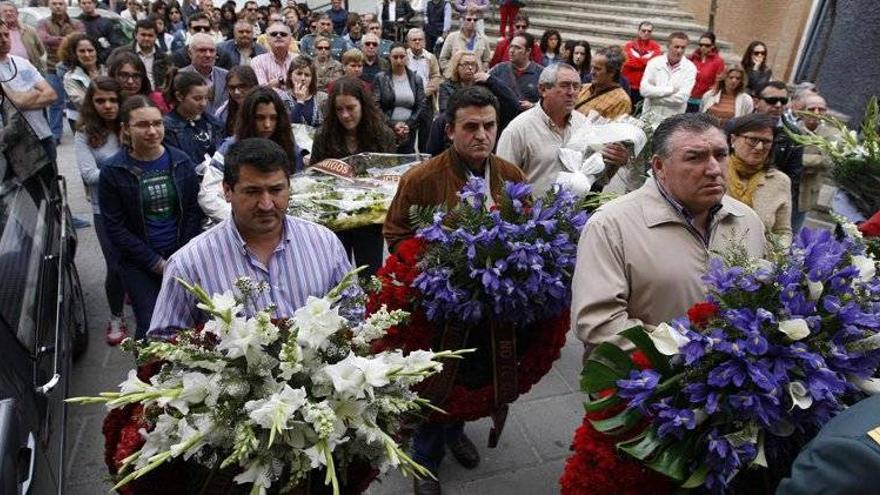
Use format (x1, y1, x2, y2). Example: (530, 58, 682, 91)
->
(69, 270, 467, 495)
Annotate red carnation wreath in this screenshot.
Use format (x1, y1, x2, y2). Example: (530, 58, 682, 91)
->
(367, 238, 569, 423)
(559, 351, 673, 494)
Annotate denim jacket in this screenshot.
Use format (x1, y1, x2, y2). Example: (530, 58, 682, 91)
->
(98, 146, 204, 272)
(163, 110, 226, 165)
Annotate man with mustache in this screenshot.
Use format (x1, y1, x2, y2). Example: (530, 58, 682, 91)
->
(148, 138, 353, 339)
(571, 113, 765, 354)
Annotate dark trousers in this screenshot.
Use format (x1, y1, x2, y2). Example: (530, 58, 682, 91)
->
(120, 262, 163, 339)
(94, 214, 126, 317)
(629, 88, 644, 115)
(335, 224, 385, 277)
(411, 421, 465, 473)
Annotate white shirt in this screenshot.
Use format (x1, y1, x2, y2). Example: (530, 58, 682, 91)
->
(0, 55, 52, 140)
(639, 54, 697, 119)
(496, 104, 588, 195)
(136, 44, 156, 87)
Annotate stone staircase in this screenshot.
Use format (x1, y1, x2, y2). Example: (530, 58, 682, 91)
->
(482, 0, 739, 63)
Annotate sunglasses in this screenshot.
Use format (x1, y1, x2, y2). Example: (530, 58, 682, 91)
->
(316, 45, 330, 50)
(761, 96, 788, 105)
(364, 41, 378, 47)
(246, 7, 256, 11)
(191, 25, 210, 32)
(268, 31, 289, 37)
(514, 24, 527, 29)
(465, 17, 477, 21)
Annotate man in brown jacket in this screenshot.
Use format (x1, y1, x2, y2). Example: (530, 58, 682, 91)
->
(571, 113, 766, 353)
(383, 86, 525, 495)
(384, 85, 525, 251)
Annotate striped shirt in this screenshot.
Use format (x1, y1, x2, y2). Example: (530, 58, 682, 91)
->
(251, 52, 295, 86)
(147, 215, 352, 340)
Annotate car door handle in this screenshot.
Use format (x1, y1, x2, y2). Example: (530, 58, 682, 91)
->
(35, 374, 60, 395)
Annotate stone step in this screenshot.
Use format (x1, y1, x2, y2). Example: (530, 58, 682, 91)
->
(527, 0, 683, 9)
(525, 0, 695, 22)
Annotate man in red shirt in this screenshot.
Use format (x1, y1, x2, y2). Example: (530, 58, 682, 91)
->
(621, 21, 662, 109)
(489, 13, 542, 68)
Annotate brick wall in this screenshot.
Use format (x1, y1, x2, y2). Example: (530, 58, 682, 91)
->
(677, 0, 813, 81)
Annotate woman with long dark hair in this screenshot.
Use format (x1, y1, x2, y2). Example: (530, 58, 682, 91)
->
(216, 65, 259, 135)
(107, 51, 170, 112)
(741, 40, 772, 95)
(162, 68, 225, 164)
(539, 29, 562, 65)
(564, 40, 592, 83)
(219, 2, 238, 39)
(285, 55, 327, 127)
(99, 95, 203, 339)
(310, 77, 396, 275)
(75, 76, 129, 345)
(61, 33, 106, 128)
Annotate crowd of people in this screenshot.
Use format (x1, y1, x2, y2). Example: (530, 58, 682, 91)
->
(0, 0, 855, 493)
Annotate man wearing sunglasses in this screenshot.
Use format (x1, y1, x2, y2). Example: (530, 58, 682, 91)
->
(438, 8, 491, 76)
(252, 23, 295, 88)
(489, 13, 543, 68)
(217, 20, 267, 69)
(171, 12, 231, 68)
(755, 80, 805, 231)
(300, 13, 338, 57)
(621, 21, 662, 108)
(359, 32, 389, 85)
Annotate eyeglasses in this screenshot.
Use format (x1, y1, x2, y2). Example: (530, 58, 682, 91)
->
(246, 7, 256, 11)
(514, 24, 527, 29)
(464, 17, 477, 21)
(761, 96, 788, 106)
(228, 83, 252, 93)
(459, 62, 477, 68)
(806, 106, 827, 113)
(268, 31, 289, 37)
(116, 71, 143, 81)
(191, 25, 210, 32)
(739, 135, 774, 149)
(363, 41, 378, 47)
(315, 45, 330, 50)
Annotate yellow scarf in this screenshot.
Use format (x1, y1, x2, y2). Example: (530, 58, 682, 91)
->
(726, 154, 764, 207)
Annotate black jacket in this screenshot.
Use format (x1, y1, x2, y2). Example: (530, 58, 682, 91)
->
(78, 13, 127, 63)
(374, 68, 426, 131)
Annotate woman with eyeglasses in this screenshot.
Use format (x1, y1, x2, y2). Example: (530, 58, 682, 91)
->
(374, 42, 425, 153)
(741, 41, 773, 96)
(311, 77, 396, 275)
(61, 33, 106, 129)
(99, 95, 204, 339)
(726, 112, 792, 246)
(216, 65, 259, 136)
(285, 55, 327, 127)
(107, 51, 171, 112)
(162, 68, 225, 165)
(700, 65, 753, 125)
(75, 77, 130, 346)
(438, 50, 518, 127)
(686, 31, 725, 113)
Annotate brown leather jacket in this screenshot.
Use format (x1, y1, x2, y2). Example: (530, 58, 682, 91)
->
(383, 147, 525, 250)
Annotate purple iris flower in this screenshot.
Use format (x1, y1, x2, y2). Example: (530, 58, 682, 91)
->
(652, 401, 697, 439)
(617, 369, 661, 412)
(703, 258, 743, 293)
(458, 176, 487, 209)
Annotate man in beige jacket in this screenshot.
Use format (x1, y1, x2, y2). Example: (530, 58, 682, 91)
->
(571, 113, 766, 352)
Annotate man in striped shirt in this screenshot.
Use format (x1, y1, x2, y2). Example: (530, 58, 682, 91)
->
(251, 22, 295, 89)
(147, 138, 354, 340)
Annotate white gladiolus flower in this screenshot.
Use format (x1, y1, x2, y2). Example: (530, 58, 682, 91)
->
(167, 372, 211, 414)
(807, 281, 824, 300)
(852, 255, 877, 282)
(119, 369, 152, 395)
(211, 290, 241, 315)
(648, 322, 691, 355)
(233, 459, 284, 490)
(779, 319, 811, 341)
(245, 384, 308, 433)
(787, 381, 813, 410)
(294, 296, 346, 349)
(323, 352, 393, 398)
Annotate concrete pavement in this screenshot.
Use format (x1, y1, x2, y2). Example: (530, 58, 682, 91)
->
(58, 135, 586, 495)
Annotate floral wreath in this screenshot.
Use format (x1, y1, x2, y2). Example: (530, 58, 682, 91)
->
(367, 237, 569, 422)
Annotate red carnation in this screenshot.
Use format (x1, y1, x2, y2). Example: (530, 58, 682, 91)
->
(687, 301, 719, 329)
(631, 350, 652, 370)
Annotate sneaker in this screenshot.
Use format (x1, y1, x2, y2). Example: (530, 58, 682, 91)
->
(105, 318, 128, 346)
(71, 216, 91, 229)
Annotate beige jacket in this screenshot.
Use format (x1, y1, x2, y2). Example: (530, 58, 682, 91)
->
(749, 168, 793, 246)
(438, 30, 492, 75)
(799, 123, 842, 211)
(571, 179, 765, 350)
